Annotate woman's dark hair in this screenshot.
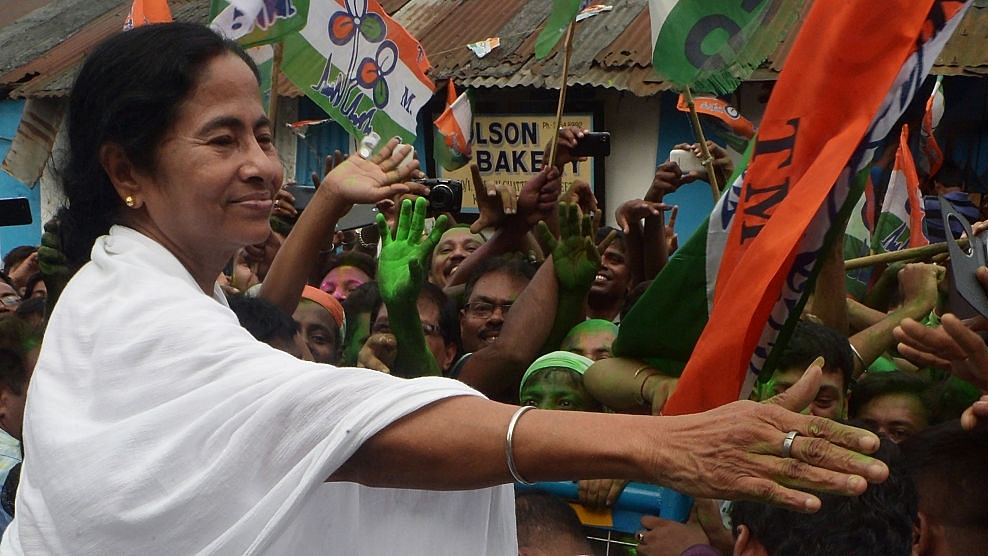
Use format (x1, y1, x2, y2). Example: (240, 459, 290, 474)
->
(58, 22, 259, 265)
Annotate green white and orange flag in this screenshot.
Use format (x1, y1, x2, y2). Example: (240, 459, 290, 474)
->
(872, 125, 929, 254)
(433, 81, 473, 171)
(648, 0, 804, 94)
(658, 0, 972, 416)
(209, 0, 307, 46)
(210, 0, 434, 144)
(123, 0, 172, 30)
(281, 0, 433, 143)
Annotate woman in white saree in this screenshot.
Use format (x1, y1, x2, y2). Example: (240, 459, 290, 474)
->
(1, 22, 889, 555)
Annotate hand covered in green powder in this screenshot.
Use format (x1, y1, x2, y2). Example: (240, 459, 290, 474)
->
(376, 196, 449, 305)
(38, 217, 75, 313)
(538, 202, 600, 293)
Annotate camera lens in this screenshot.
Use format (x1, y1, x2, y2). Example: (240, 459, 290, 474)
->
(429, 185, 452, 210)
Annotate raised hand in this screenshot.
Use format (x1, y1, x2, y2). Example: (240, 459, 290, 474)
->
(516, 166, 562, 228)
(894, 312, 988, 430)
(545, 126, 589, 171)
(319, 138, 429, 205)
(645, 161, 685, 202)
(469, 163, 517, 233)
(538, 202, 599, 293)
(614, 199, 672, 235)
(376, 197, 448, 305)
(665, 205, 679, 253)
(357, 332, 397, 374)
(561, 179, 598, 221)
(312, 149, 347, 189)
(37, 217, 75, 313)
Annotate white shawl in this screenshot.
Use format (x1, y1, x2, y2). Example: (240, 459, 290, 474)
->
(1, 226, 515, 555)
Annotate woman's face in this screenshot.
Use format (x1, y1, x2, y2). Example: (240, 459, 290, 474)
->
(130, 53, 282, 272)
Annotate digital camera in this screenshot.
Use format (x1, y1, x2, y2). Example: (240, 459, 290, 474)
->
(414, 178, 464, 213)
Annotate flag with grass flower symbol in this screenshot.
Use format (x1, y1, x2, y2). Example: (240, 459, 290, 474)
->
(279, 0, 434, 143)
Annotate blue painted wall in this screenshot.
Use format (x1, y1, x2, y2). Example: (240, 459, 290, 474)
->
(655, 93, 717, 242)
(0, 100, 42, 259)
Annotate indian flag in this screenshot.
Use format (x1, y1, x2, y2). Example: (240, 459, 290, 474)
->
(433, 81, 473, 171)
(872, 125, 929, 254)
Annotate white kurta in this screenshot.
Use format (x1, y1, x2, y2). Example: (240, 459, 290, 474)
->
(1, 226, 515, 555)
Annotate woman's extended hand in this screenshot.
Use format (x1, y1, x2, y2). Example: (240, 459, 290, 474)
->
(652, 363, 888, 513)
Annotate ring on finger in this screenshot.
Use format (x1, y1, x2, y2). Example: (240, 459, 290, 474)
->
(782, 430, 799, 458)
(636, 530, 647, 544)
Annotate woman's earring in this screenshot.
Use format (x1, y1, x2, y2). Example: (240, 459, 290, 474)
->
(125, 196, 136, 208)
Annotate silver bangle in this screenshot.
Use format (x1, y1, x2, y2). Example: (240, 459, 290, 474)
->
(506, 405, 536, 485)
(849, 342, 866, 368)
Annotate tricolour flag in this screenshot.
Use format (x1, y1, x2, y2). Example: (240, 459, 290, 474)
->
(278, 0, 434, 144)
(123, 0, 172, 30)
(209, 0, 307, 46)
(433, 81, 473, 171)
(872, 125, 929, 254)
(649, 0, 805, 95)
(660, 0, 972, 416)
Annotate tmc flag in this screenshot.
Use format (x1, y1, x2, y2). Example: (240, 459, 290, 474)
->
(280, 0, 434, 144)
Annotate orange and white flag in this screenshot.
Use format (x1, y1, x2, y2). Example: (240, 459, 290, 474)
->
(124, 0, 173, 30)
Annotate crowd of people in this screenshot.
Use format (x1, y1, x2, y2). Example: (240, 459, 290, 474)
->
(0, 21, 986, 555)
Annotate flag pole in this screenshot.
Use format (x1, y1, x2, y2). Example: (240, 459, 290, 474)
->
(268, 42, 284, 125)
(844, 240, 960, 270)
(546, 21, 576, 170)
(682, 87, 720, 201)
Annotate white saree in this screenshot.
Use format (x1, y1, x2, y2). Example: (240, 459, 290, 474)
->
(0, 226, 515, 555)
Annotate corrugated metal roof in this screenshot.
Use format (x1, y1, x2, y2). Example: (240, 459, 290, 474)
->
(0, 0, 208, 99)
(1, 0, 986, 100)
(935, 1, 988, 75)
(0, 0, 123, 80)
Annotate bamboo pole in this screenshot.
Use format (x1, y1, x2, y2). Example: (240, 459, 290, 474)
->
(682, 87, 720, 201)
(844, 239, 965, 270)
(267, 42, 284, 124)
(546, 21, 576, 170)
